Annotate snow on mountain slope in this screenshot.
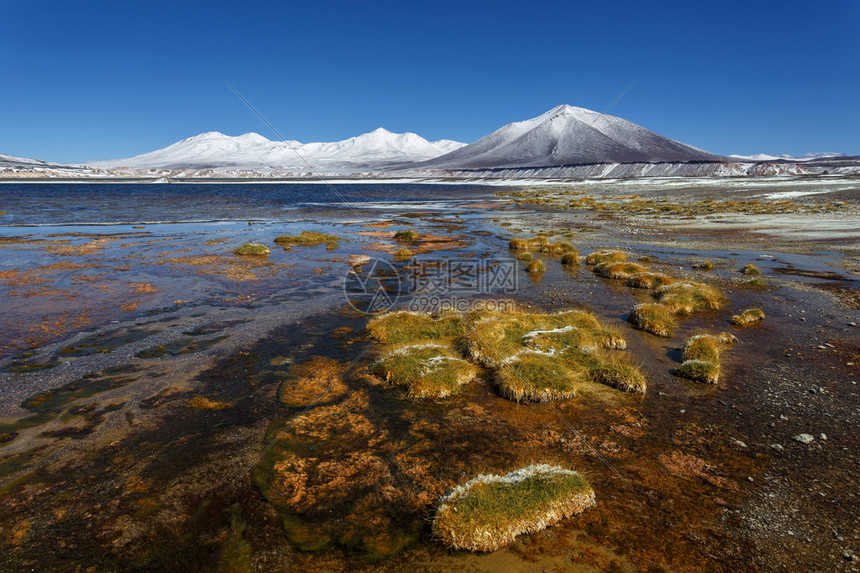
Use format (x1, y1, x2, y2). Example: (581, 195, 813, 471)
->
(414, 105, 723, 170)
(91, 129, 466, 171)
(729, 152, 846, 162)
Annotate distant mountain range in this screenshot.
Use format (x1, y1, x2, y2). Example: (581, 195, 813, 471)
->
(2, 106, 856, 178)
(90, 129, 466, 171)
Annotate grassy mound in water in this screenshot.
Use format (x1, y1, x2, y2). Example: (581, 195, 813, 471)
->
(585, 249, 626, 266)
(365, 305, 644, 400)
(674, 332, 737, 384)
(654, 282, 724, 315)
(560, 251, 580, 266)
(366, 311, 464, 344)
(730, 308, 765, 326)
(741, 263, 761, 276)
(509, 236, 575, 254)
(466, 308, 626, 367)
(626, 272, 675, 289)
(495, 351, 582, 402)
(627, 303, 676, 337)
(274, 230, 338, 246)
(393, 229, 418, 241)
(593, 262, 647, 280)
(234, 243, 270, 256)
(432, 465, 596, 552)
(525, 260, 546, 274)
(372, 344, 478, 398)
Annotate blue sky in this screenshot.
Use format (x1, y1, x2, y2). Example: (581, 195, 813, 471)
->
(2, 0, 857, 163)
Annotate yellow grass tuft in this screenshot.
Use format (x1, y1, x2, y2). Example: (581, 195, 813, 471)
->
(741, 263, 761, 276)
(560, 251, 580, 266)
(626, 272, 675, 289)
(593, 262, 647, 280)
(585, 250, 626, 266)
(627, 303, 676, 337)
(655, 282, 724, 315)
(366, 311, 464, 344)
(674, 333, 737, 384)
(730, 308, 765, 326)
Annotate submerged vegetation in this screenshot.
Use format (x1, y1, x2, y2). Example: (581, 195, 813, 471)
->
(730, 308, 765, 326)
(674, 333, 738, 384)
(274, 230, 339, 248)
(432, 465, 596, 552)
(233, 243, 270, 256)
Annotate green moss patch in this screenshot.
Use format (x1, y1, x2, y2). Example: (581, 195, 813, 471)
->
(432, 465, 596, 552)
(234, 243, 270, 256)
(393, 229, 419, 242)
(274, 231, 338, 246)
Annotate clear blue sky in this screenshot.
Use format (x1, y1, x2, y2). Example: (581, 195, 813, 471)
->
(2, 0, 857, 163)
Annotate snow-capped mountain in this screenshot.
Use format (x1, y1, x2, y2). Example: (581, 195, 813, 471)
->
(413, 104, 723, 170)
(728, 152, 846, 162)
(91, 129, 466, 172)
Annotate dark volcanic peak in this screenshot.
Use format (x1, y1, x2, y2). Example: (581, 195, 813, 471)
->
(416, 104, 724, 170)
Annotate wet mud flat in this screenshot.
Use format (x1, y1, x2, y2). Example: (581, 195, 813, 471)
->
(0, 179, 858, 571)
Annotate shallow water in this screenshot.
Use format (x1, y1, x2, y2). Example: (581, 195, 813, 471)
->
(0, 181, 858, 571)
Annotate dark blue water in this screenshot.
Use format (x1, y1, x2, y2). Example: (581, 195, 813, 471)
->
(0, 183, 505, 226)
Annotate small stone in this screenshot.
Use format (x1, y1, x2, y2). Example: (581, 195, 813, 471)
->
(793, 433, 815, 444)
(747, 476, 754, 482)
(680, 409, 686, 414)
(770, 444, 784, 452)
(731, 438, 748, 448)
(780, 414, 789, 420)
(819, 433, 827, 440)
